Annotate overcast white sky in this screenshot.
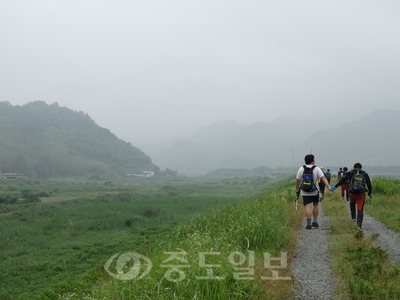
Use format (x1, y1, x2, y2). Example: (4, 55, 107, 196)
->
(1, 1, 400, 145)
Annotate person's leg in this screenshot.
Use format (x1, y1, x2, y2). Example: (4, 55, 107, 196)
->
(356, 194, 366, 229)
(357, 209, 364, 229)
(304, 202, 313, 228)
(312, 202, 319, 227)
(313, 202, 319, 219)
(303, 195, 318, 229)
(305, 203, 312, 218)
(349, 201, 356, 220)
(341, 185, 345, 198)
(348, 192, 357, 220)
(343, 184, 349, 201)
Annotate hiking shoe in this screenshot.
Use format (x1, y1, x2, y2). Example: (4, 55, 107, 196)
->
(312, 222, 319, 228)
(352, 219, 356, 222)
(305, 224, 312, 230)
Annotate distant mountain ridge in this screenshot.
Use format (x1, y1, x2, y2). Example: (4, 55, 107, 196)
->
(147, 109, 400, 172)
(293, 109, 400, 167)
(0, 101, 157, 177)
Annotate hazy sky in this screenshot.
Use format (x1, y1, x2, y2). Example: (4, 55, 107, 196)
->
(1, 1, 400, 145)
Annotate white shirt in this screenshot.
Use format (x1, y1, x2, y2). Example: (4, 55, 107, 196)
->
(296, 164, 325, 196)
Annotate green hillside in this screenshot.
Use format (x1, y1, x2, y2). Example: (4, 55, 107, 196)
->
(0, 101, 157, 178)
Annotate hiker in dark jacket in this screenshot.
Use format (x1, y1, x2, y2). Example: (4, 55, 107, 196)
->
(337, 168, 344, 180)
(340, 167, 349, 201)
(331, 163, 372, 229)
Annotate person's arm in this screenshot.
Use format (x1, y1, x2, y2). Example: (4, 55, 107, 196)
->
(295, 178, 301, 193)
(333, 172, 351, 188)
(295, 167, 303, 193)
(365, 173, 372, 193)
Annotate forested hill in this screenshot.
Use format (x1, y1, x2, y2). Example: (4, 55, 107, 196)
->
(0, 101, 157, 178)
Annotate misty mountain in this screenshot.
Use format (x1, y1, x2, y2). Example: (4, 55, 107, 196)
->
(142, 120, 247, 155)
(148, 109, 400, 172)
(149, 119, 303, 172)
(288, 109, 400, 168)
(0, 101, 157, 177)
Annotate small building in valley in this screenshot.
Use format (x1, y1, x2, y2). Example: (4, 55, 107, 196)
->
(0, 173, 28, 179)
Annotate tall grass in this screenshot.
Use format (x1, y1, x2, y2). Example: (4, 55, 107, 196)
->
(363, 177, 400, 232)
(171, 191, 288, 251)
(0, 176, 290, 299)
(57, 186, 298, 300)
(372, 177, 400, 197)
(346, 246, 400, 300)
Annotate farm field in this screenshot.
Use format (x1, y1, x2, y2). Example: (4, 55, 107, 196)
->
(0, 175, 291, 299)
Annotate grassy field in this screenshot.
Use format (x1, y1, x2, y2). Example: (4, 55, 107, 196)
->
(365, 176, 400, 232)
(324, 176, 400, 300)
(83, 179, 302, 300)
(0, 175, 299, 299)
(3, 175, 399, 299)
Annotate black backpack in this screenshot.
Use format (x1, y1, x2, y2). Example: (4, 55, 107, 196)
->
(348, 170, 367, 194)
(300, 165, 317, 192)
(343, 171, 350, 184)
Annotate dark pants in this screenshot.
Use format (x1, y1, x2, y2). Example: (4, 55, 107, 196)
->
(349, 192, 365, 228)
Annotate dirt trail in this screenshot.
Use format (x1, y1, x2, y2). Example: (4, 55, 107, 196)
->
(348, 200, 400, 264)
(290, 203, 335, 300)
(291, 197, 400, 299)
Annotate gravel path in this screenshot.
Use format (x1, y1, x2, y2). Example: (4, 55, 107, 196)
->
(290, 203, 335, 300)
(290, 200, 400, 300)
(351, 201, 400, 264)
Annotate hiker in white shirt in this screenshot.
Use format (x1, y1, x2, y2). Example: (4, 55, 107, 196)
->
(295, 154, 332, 229)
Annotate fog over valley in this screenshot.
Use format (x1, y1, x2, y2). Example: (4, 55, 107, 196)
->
(2, 1, 400, 173)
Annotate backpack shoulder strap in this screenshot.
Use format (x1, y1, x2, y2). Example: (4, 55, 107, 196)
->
(303, 165, 316, 170)
(349, 169, 359, 181)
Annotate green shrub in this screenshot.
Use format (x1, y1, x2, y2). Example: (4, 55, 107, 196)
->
(20, 190, 41, 203)
(373, 177, 400, 197)
(141, 206, 161, 218)
(0, 193, 18, 204)
(345, 246, 400, 299)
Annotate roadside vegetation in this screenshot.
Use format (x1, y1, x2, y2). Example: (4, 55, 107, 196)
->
(366, 176, 400, 232)
(324, 176, 400, 300)
(2, 175, 400, 299)
(79, 176, 301, 300)
(0, 175, 301, 299)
